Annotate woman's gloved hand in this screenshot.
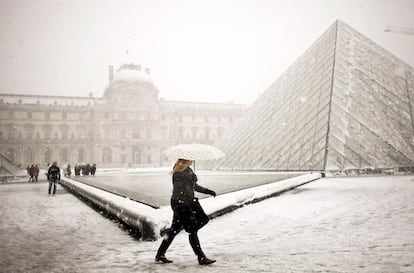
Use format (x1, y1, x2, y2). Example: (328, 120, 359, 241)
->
(208, 190, 216, 198)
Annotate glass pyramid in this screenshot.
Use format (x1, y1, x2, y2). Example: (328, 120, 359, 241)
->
(205, 20, 414, 173)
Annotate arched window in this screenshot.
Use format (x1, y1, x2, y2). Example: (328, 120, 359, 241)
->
(103, 147, 112, 163)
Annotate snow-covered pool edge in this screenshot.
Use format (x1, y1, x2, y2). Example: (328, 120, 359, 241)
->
(60, 172, 321, 240)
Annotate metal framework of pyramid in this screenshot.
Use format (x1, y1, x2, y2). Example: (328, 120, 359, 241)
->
(205, 20, 414, 173)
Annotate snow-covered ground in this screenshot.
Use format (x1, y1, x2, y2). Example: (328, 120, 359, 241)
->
(0, 175, 413, 273)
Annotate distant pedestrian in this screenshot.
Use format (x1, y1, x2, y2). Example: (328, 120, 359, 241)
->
(47, 161, 60, 195)
(34, 164, 39, 182)
(74, 164, 80, 176)
(28, 164, 35, 182)
(66, 164, 71, 177)
(91, 164, 96, 176)
(155, 159, 216, 265)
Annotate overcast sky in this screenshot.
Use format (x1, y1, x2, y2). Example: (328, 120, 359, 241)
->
(0, 0, 413, 105)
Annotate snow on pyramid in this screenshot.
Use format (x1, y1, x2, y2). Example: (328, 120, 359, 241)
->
(205, 20, 414, 173)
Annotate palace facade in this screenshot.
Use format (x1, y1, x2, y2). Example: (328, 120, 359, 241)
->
(0, 64, 244, 171)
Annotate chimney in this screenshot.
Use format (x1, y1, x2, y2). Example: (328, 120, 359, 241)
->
(108, 65, 114, 83)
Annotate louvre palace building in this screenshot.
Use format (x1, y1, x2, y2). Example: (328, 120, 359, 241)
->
(0, 63, 244, 171)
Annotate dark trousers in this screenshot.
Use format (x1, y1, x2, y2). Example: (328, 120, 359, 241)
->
(156, 203, 205, 258)
(48, 179, 57, 194)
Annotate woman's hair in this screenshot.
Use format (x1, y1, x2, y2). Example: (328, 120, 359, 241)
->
(171, 159, 192, 174)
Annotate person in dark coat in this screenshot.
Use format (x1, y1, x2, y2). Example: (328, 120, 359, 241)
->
(90, 164, 96, 176)
(66, 164, 71, 177)
(155, 159, 217, 265)
(28, 164, 35, 182)
(47, 161, 60, 195)
(34, 164, 39, 182)
(74, 164, 80, 176)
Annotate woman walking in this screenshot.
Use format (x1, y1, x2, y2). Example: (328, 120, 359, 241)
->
(155, 159, 217, 265)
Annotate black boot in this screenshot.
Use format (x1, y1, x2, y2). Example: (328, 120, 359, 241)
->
(198, 256, 216, 265)
(155, 255, 173, 263)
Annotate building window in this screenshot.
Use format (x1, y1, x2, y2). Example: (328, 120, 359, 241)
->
(217, 127, 224, 137)
(205, 127, 211, 141)
(61, 124, 69, 140)
(161, 126, 168, 139)
(27, 130, 33, 140)
(120, 128, 126, 139)
(6, 148, 17, 164)
(25, 148, 33, 164)
(8, 128, 16, 140)
(146, 128, 151, 140)
(78, 148, 85, 162)
(132, 131, 140, 139)
(43, 124, 51, 139)
(178, 127, 184, 139)
(44, 148, 51, 164)
(61, 148, 68, 162)
(103, 147, 112, 163)
(191, 127, 197, 141)
(132, 147, 141, 164)
(24, 123, 34, 140)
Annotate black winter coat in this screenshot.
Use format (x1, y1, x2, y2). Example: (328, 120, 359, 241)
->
(170, 167, 212, 232)
(171, 167, 213, 204)
(48, 166, 61, 180)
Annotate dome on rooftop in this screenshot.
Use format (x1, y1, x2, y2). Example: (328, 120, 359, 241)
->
(113, 64, 152, 83)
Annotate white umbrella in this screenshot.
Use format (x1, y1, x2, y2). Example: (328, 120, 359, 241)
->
(163, 144, 224, 170)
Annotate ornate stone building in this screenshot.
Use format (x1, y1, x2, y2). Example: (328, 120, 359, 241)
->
(0, 64, 244, 171)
